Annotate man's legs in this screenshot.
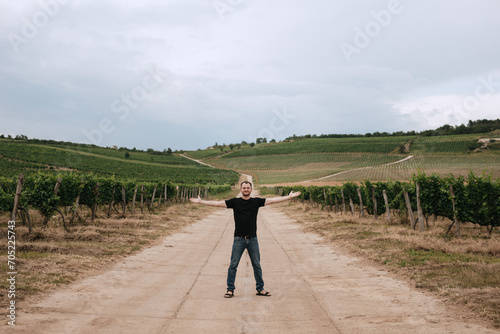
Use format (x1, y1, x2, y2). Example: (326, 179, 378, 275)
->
(227, 237, 246, 291)
(247, 238, 264, 292)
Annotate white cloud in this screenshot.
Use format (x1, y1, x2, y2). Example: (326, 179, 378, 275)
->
(1, 0, 500, 150)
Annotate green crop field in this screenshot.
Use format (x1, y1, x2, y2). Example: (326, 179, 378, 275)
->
(0, 139, 238, 185)
(208, 153, 407, 184)
(185, 132, 500, 184)
(221, 136, 412, 157)
(410, 134, 481, 154)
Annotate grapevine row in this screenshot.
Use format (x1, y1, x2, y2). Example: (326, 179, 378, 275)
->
(1, 172, 232, 231)
(276, 172, 500, 236)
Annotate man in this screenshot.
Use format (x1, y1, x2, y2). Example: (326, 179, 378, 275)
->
(190, 180, 301, 298)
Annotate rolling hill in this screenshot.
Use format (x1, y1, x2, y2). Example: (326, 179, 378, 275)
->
(185, 132, 500, 184)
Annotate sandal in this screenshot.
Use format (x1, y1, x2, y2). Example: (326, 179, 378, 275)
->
(224, 290, 234, 298)
(256, 290, 271, 297)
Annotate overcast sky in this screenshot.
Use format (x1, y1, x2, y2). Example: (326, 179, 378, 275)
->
(1, 0, 499, 151)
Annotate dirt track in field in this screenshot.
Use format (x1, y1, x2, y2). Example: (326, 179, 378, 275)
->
(12, 200, 498, 334)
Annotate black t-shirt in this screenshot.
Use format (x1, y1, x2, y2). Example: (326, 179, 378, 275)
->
(225, 197, 266, 237)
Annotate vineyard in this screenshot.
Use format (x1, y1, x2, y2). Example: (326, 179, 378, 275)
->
(0, 140, 239, 184)
(221, 136, 412, 157)
(1, 173, 232, 232)
(274, 172, 500, 236)
(188, 132, 500, 183)
(2, 126, 499, 330)
(2, 131, 499, 232)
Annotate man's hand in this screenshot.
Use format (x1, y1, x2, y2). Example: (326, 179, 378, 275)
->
(190, 196, 202, 204)
(189, 197, 227, 208)
(265, 191, 302, 205)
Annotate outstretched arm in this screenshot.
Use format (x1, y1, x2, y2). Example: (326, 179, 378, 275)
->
(265, 191, 301, 206)
(189, 196, 227, 208)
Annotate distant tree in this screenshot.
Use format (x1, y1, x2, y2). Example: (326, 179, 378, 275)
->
(125, 151, 130, 159)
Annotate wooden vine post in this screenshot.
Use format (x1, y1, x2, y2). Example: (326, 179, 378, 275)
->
(131, 185, 138, 214)
(357, 188, 365, 217)
(140, 184, 145, 214)
(151, 185, 157, 210)
(382, 189, 391, 223)
(122, 185, 127, 214)
(449, 185, 461, 238)
(91, 182, 99, 223)
(349, 197, 355, 215)
(107, 186, 115, 218)
(10, 174, 24, 222)
(372, 188, 377, 220)
(340, 189, 346, 214)
(70, 178, 84, 226)
(164, 184, 171, 207)
(404, 190, 415, 229)
(323, 189, 328, 211)
(416, 183, 425, 231)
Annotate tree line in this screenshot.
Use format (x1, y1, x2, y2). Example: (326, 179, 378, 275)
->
(285, 118, 500, 141)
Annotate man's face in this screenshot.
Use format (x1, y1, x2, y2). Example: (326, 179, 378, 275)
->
(241, 183, 252, 196)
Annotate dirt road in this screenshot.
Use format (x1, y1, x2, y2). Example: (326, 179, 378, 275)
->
(14, 206, 497, 333)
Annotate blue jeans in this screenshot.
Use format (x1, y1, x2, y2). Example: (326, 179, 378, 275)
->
(227, 236, 264, 292)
